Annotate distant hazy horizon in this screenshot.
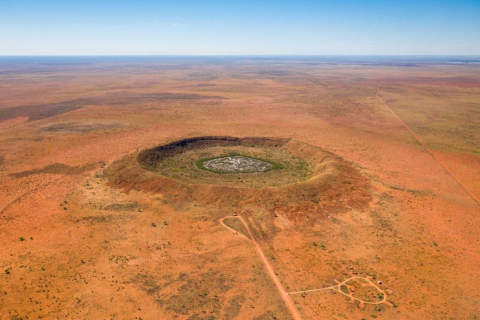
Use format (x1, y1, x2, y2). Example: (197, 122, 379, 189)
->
(1, 55, 479, 64)
(1, 0, 479, 56)
(0, 55, 479, 57)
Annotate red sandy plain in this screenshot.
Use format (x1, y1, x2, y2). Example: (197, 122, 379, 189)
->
(0, 57, 479, 319)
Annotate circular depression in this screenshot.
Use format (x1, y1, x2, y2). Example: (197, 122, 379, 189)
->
(136, 136, 311, 188)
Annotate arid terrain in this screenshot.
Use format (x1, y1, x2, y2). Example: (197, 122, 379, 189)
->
(0, 56, 479, 320)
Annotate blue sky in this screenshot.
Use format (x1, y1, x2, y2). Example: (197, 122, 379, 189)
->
(0, 0, 479, 55)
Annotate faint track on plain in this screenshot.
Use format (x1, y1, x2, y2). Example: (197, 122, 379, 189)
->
(376, 87, 479, 206)
(0, 177, 63, 216)
(220, 216, 303, 320)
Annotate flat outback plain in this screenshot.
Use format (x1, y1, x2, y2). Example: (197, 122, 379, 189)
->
(0, 57, 479, 320)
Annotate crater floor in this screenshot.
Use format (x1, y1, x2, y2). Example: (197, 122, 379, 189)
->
(199, 155, 275, 173)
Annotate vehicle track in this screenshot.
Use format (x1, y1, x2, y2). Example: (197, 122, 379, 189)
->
(0, 177, 63, 216)
(376, 87, 479, 206)
(221, 215, 395, 317)
(220, 216, 303, 320)
(288, 276, 392, 307)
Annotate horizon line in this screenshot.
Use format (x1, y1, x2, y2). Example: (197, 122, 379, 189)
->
(1, 54, 480, 57)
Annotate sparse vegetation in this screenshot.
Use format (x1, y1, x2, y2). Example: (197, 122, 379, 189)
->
(223, 217, 249, 238)
(1, 58, 479, 320)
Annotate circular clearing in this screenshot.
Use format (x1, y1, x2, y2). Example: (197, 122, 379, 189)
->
(198, 155, 278, 173)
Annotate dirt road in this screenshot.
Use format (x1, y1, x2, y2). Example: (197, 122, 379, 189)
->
(220, 216, 303, 320)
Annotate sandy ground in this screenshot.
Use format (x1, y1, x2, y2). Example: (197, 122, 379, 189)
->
(0, 58, 479, 320)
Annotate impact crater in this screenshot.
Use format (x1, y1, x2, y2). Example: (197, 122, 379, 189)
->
(107, 136, 372, 220)
(136, 136, 310, 188)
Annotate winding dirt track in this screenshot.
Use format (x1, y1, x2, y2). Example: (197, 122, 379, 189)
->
(288, 276, 391, 307)
(220, 216, 303, 320)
